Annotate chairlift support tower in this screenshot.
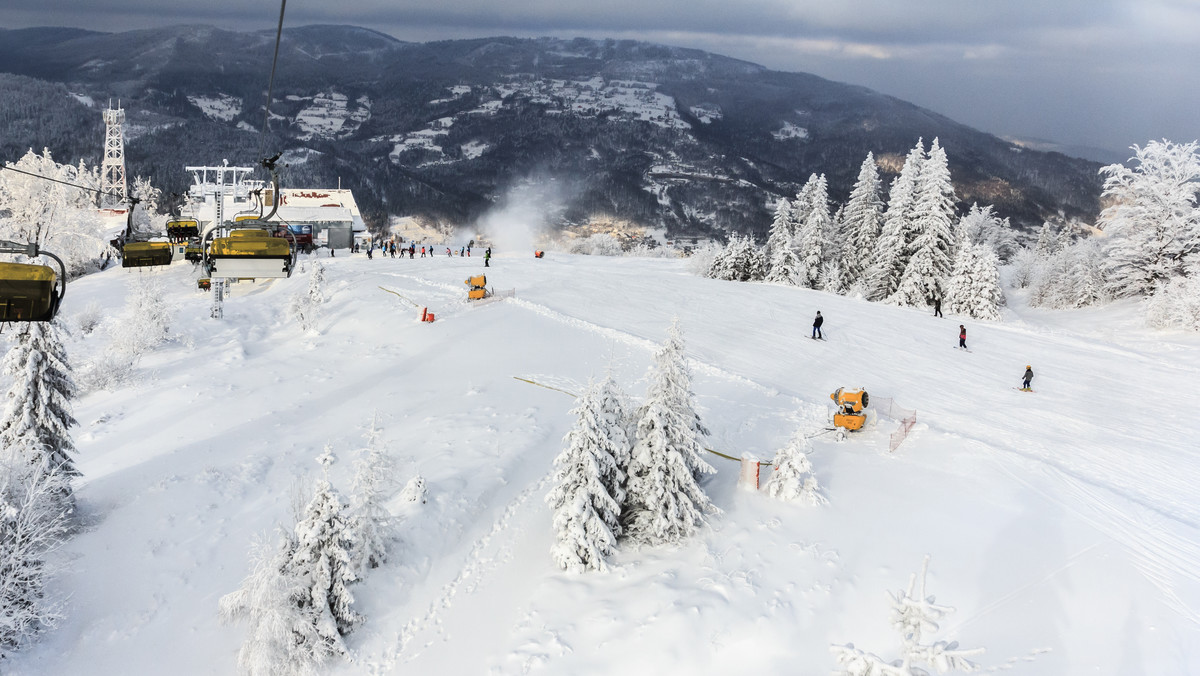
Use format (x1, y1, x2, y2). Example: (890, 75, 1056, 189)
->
(185, 164, 258, 320)
(100, 103, 128, 208)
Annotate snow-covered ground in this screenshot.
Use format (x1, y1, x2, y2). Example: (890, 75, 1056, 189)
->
(7, 251, 1200, 674)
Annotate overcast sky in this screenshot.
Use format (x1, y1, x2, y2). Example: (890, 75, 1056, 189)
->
(4, 0, 1198, 154)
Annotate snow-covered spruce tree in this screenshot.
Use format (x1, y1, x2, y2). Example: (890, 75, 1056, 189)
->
(944, 244, 1004, 321)
(796, 204, 828, 290)
(0, 319, 78, 478)
(289, 262, 327, 332)
(117, 273, 172, 356)
(544, 377, 628, 572)
(1033, 221, 1065, 258)
(765, 200, 800, 284)
(1147, 272, 1200, 331)
(764, 431, 827, 506)
(1099, 140, 1200, 298)
(866, 140, 925, 300)
(888, 138, 956, 308)
(0, 459, 70, 658)
(706, 233, 766, 282)
(958, 203, 1017, 262)
(289, 447, 362, 647)
(623, 321, 717, 546)
(830, 556, 984, 676)
(220, 530, 325, 676)
(349, 413, 397, 574)
(840, 153, 886, 291)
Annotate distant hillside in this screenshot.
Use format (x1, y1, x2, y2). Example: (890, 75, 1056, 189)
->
(0, 25, 1103, 237)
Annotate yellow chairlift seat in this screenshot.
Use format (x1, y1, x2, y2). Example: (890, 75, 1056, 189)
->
(122, 241, 175, 268)
(208, 229, 293, 279)
(184, 242, 203, 262)
(166, 219, 200, 239)
(0, 261, 59, 322)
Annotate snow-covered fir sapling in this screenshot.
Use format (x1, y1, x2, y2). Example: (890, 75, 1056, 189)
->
(220, 530, 324, 676)
(0, 459, 70, 658)
(545, 377, 629, 572)
(399, 475, 427, 504)
(289, 262, 327, 332)
(0, 318, 79, 480)
(623, 320, 718, 546)
(764, 430, 828, 506)
(349, 412, 397, 574)
(830, 556, 984, 676)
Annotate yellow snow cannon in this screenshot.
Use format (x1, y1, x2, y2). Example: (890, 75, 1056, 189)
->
(830, 387, 870, 432)
(465, 274, 490, 300)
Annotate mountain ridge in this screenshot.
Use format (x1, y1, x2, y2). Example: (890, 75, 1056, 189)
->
(0, 25, 1102, 237)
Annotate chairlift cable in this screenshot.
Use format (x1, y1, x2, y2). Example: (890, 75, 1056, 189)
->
(0, 165, 128, 202)
(257, 0, 288, 161)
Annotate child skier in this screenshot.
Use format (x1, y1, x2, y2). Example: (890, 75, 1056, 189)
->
(812, 311, 823, 339)
(959, 325, 967, 349)
(1021, 365, 1034, 391)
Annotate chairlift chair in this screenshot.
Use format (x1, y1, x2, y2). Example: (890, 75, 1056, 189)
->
(0, 241, 67, 322)
(166, 218, 200, 240)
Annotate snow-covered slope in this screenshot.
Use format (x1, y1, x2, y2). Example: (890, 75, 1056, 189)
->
(8, 251, 1200, 674)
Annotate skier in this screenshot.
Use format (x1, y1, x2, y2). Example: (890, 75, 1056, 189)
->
(409, 244, 415, 258)
(812, 311, 823, 340)
(447, 247, 452, 257)
(367, 244, 373, 260)
(958, 324, 967, 349)
(485, 247, 492, 268)
(1021, 365, 1034, 391)
(933, 296, 943, 318)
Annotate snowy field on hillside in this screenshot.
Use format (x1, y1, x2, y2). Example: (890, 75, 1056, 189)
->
(6, 250, 1200, 675)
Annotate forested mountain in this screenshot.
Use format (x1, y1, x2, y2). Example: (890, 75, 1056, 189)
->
(0, 25, 1103, 236)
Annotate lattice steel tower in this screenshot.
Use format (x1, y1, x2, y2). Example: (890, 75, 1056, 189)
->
(100, 102, 128, 207)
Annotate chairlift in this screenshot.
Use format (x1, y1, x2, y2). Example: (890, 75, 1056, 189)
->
(0, 240, 67, 322)
(201, 156, 296, 280)
(166, 218, 200, 240)
(120, 196, 174, 269)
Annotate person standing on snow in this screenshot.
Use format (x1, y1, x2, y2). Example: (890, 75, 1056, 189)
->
(485, 247, 492, 267)
(933, 296, 943, 318)
(1021, 365, 1034, 391)
(812, 311, 824, 339)
(959, 324, 967, 349)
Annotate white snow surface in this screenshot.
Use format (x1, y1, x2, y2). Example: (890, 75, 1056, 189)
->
(8, 253, 1200, 674)
(187, 94, 242, 122)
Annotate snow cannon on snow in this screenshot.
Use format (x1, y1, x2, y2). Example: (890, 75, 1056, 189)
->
(830, 388, 870, 433)
(464, 274, 491, 300)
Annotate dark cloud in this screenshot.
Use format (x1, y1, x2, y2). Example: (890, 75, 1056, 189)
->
(3, 0, 1198, 152)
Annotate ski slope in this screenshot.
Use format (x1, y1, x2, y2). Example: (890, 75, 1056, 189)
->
(7, 249, 1200, 675)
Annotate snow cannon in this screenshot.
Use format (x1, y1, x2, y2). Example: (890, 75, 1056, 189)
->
(465, 274, 490, 300)
(830, 387, 870, 432)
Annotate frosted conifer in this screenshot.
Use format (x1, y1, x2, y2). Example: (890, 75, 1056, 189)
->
(0, 459, 69, 658)
(764, 431, 827, 506)
(220, 530, 325, 676)
(545, 377, 628, 572)
(841, 153, 885, 288)
(623, 321, 716, 546)
(944, 244, 1004, 321)
(706, 233, 765, 282)
(349, 413, 396, 574)
(831, 556, 984, 675)
(0, 319, 77, 477)
(888, 139, 956, 308)
(866, 140, 925, 300)
(290, 450, 361, 645)
(1098, 140, 1200, 298)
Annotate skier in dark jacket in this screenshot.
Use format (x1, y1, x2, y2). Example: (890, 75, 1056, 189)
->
(1022, 365, 1034, 391)
(812, 311, 824, 339)
(484, 247, 492, 267)
(933, 296, 943, 318)
(959, 325, 967, 349)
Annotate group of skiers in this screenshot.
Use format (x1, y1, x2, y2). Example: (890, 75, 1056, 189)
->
(366, 241, 492, 265)
(809, 303, 1035, 392)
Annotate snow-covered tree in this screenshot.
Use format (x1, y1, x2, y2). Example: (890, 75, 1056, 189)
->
(289, 448, 361, 647)
(944, 244, 1004, 321)
(399, 475, 427, 505)
(1147, 272, 1200, 331)
(1033, 221, 1064, 258)
(0, 149, 111, 275)
(958, 204, 1017, 262)
(831, 556, 984, 675)
(841, 153, 886, 289)
(1098, 140, 1200, 298)
(867, 140, 925, 300)
(545, 376, 629, 572)
(706, 233, 766, 282)
(1028, 239, 1110, 310)
(0, 319, 77, 478)
(888, 139, 956, 308)
(220, 531, 325, 676)
(623, 321, 717, 546)
(115, 273, 172, 357)
(349, 414, 396, 574)
(764, 431, 827, 506)
(0, 460, 70, 658)
(795, 184, 830, 290)
(765, 200, 801, 284)
(290, 262, 327, 332)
